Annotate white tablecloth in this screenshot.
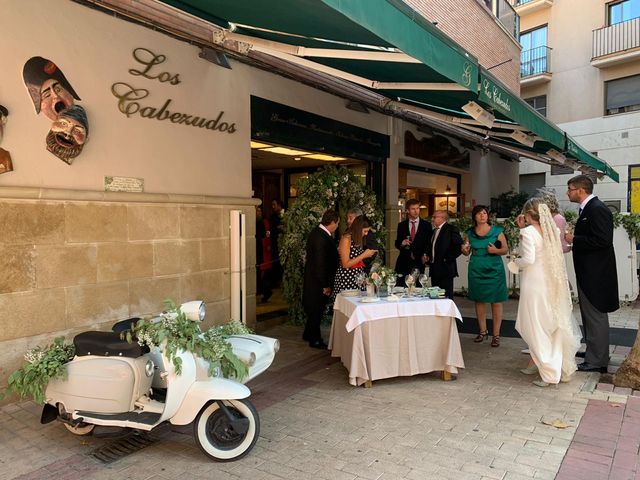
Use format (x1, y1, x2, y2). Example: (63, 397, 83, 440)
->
(334, 295, 463, 332)
(329, 295, 465, 386)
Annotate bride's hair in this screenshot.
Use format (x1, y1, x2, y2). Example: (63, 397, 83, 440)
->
(521, 197, 546, 223)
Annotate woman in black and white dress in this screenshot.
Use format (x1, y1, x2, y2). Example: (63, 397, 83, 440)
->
(333, 216, 377, 299)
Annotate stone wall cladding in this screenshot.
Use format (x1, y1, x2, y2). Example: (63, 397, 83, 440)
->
(0, 197, 252, 391)
(405, 0, 521, 93)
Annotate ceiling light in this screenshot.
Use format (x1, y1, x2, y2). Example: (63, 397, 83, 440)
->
(445, 184, 451, 194)
(461, 101, 495, 128)
(262, 146, 311, 156)
(250, 141, 272, 149)
(510, 130, 535, 148)
(546, 149, 566, 164)
(345, 100, 370, 114)
(198, 47, 231, 69)
(294, 157, 302, 161)
(303, 153, 346, 161)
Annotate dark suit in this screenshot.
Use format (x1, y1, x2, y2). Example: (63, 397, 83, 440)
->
(429, 222, 463, 299)
(572, 196, 619, 367)
(302, 226, 338, 343)
(363, 231, 383, 273)
(394, 218, 431, 282)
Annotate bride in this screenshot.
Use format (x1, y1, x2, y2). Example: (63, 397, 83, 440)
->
(508, 198, 581, 387)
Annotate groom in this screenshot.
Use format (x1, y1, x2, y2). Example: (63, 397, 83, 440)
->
(302, 209, 339, 349)
(565, 174, 619, 372)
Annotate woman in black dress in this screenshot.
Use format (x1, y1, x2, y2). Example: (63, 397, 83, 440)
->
(333, 216, 378, 298)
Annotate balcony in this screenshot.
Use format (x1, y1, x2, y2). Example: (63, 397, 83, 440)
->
(592, 17, 640, 68)
(510, 0, 553, 15)
(520, 46, 552, 86)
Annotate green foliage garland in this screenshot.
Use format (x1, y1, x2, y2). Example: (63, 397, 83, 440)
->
(128, 300, 251, 379)
(281, 166, 385, 325)
(614, 213, 640, 241)
(2, 337, 75, 403)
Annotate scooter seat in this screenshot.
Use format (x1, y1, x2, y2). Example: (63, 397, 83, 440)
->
(74, 331, 149, 358)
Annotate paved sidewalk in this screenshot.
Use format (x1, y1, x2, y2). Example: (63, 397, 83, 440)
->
(0, 300, 638, 480)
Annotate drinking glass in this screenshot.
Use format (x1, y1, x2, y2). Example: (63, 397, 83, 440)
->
(386, 275, 397, 293)
(405, 274, 415, 296)
(418, 273, 429, 290)
(355, 272, 367, 295)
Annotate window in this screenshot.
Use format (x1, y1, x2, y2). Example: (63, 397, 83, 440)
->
(525, 95, 547, 117)
(609, 0, 640, 25)
(606, 74, 640, 115)
(519, 173, 546, 198)
(520, 26, 548, 76)
(629, 165, 640, 213)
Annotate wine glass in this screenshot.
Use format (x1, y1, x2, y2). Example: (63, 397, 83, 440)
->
(386, 274, 397, 294)
(418, 273, 429, 291)
(405, 274, 415, 296)
(355, 272, 367, 295)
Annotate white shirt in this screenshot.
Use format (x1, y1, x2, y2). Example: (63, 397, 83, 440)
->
(319, 224, 331, 236)
(431, 224, 443, 259)
(579, 194, 595, 214)
(408, 218, 419, 230)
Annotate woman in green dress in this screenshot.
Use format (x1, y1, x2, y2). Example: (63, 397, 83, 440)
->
(461, 205, 509, 347)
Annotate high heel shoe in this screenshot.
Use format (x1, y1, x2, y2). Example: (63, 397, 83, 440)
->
(491, 335, 500, 347)
(520, 365, 538, 375)
(474, 330, 489, 343)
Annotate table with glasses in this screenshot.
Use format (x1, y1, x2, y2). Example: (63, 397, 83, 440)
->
(328, 293, 465, 387)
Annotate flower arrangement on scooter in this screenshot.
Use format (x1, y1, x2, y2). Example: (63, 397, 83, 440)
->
(2, 336, 75, 403)
(125, 300, 251, 379)
(2, 300, 252, 403)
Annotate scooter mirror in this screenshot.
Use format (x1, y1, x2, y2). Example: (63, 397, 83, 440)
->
(180, 300, 205, 322)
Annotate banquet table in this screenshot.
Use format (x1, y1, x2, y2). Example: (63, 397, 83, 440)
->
(328, 294, 465, 387)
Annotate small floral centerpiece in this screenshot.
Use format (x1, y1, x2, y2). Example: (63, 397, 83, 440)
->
(368, 262, 397, 297)
(2, 337, 75, 403)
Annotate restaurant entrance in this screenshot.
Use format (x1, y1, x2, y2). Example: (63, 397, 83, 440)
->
(250, 97, 389, 323)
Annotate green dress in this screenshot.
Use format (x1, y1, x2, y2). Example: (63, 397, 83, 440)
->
(466, 225, 508, 303)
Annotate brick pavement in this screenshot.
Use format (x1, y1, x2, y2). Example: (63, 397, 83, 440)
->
(0, 300, 638, 480)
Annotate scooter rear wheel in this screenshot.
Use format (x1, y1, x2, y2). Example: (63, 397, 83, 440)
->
(193, 399, 259, 462)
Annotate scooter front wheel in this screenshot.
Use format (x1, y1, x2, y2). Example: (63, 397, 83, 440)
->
(193, 399, 260, 462)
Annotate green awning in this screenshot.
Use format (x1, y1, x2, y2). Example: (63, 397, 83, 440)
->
(479, 70, 566, 151)
(320, 0, 478, 91)
(566, 136, 619, 182)
(159, 0, 619, 181)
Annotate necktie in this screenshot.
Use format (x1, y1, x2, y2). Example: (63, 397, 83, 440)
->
(578, 207, 583, 216)
(410, 221, 416, 241)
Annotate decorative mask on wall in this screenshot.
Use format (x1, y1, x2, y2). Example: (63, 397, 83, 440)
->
(46, 105, 89, 164)
(0, 105, 13, 175)
(23, 56, 81, 121)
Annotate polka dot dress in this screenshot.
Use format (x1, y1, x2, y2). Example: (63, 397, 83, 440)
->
(332, 241, 364, 300)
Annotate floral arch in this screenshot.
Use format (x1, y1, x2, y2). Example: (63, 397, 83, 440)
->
(280, 165, 385, 325)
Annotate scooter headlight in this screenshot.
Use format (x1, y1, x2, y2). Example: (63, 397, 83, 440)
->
(145, 360, 155, 377)
(180, 300, 205, 321)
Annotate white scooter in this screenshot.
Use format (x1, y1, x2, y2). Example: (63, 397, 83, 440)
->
(40, 301, 279, 462)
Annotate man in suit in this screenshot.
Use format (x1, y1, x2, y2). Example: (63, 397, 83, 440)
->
(395, 199, 431, 284)
(565, 174, 619, 373)
(427, 210, 463, 299)
(347, 207, 382, 272)
(302, 209, 340, 349)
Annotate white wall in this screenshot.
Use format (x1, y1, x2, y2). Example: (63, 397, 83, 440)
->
(0, 0, 391, 198)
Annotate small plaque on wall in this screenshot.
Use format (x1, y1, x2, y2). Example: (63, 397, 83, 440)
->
(105, 176, 144, 193)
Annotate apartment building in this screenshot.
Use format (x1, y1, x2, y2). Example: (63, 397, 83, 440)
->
(515, 0, 640, 212)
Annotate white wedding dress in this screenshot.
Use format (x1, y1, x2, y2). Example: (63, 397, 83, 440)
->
(512, 218, 580, 384)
